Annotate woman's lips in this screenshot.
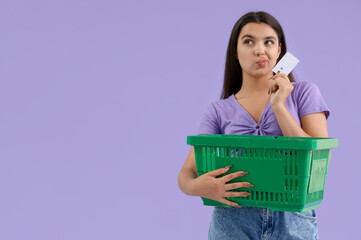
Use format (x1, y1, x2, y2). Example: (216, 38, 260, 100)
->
(257, 62, 267, 67)
(257, 59, 267, 67)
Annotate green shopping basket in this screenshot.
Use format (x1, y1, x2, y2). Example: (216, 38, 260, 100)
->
(187, 135, 338, 212)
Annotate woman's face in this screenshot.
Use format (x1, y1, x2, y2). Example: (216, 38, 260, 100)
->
(236, 22, 281, 78)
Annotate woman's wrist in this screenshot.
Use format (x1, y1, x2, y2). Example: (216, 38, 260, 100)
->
(271, 103, 286, 113)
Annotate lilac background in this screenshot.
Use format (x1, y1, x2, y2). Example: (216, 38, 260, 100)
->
(0, 0, 360, 239)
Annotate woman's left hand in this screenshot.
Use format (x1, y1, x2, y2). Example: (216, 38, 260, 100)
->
(268, 74, 294, 108)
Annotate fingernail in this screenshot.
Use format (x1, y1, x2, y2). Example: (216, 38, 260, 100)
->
(235, 204, 241, 208)
(224, 165, 232, 169)
(247, 184, 254, 187)
(240, 171, 248, 175)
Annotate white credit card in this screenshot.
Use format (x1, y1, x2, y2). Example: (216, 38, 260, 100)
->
(272, 52, 300, 75)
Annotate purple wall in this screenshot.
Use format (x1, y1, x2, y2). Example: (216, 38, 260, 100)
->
(0, 0, 360, 239)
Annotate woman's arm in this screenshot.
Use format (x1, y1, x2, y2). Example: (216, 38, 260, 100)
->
(272, 105, 328, 137)
(272, 107, 331, 161)
(269, 74, 329, 138)
(178, 146, 198, 196)
(178, 146, 254, 207)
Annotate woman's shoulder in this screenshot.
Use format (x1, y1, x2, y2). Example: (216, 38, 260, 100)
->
(208, 94, 236, 110)
(202, 95, 237, 119)
(291, 81, 322, 98)
(290, 80, 330, 119)
(292, 80, 319, 89)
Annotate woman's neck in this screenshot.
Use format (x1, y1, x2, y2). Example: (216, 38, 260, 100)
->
(236, 72, 273, 98)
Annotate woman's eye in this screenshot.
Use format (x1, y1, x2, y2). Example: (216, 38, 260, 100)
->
(244, 40, 274, 45)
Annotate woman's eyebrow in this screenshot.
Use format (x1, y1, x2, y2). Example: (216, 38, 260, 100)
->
(241, 34, 277, 40)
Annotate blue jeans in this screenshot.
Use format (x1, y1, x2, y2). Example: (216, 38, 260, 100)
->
(209, 206, 318, 240)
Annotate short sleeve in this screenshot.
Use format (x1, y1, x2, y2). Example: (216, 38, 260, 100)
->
(197, 102, 221, 134)
(295, 81, 330, 119)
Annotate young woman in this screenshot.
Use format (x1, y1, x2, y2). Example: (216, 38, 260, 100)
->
(178, 11, 329, 239)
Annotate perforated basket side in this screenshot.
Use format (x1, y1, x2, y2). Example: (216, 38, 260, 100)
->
(190, 135, 335, 212)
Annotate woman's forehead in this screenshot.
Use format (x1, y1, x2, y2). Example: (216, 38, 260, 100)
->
(239, 22, 278, 39)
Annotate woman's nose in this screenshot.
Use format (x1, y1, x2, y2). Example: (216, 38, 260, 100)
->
(255, 45, 265, 56)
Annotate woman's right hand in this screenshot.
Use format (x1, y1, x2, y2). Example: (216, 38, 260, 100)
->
(188, 165, 254, 207)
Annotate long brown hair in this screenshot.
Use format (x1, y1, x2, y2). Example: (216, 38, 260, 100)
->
(220, 11, 296, 99)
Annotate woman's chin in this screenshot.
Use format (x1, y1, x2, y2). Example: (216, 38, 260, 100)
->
(250, 70, 272, 78)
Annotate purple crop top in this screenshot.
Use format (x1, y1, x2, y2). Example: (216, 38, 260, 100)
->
(197, 81, 330, 136)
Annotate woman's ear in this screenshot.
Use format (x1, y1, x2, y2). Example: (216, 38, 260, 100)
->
(277, 43, 282, 59)
(278, 43, 282, 55)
